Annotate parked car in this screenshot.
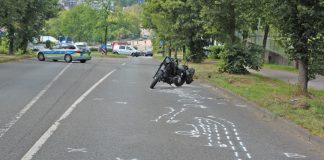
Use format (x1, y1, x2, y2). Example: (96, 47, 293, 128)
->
(143, 48, 153, 56)
(113, 45, 141, 57)
(37, 44, 91, 63)
(75, 42, 91, 54)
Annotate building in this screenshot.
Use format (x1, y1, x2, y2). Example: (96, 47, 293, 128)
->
(59, 0, 83, 9)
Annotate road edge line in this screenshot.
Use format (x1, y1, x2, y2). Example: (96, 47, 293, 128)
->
(0, 63, 71, 138)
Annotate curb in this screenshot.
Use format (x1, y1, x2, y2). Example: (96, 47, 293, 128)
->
(197, 78, 324, 150)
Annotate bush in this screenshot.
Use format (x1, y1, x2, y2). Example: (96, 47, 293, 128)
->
(219, 43, 264, 74)
(208, 45, 224, 59)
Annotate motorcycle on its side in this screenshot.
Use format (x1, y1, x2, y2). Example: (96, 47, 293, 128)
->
(150, 56, 195, 89)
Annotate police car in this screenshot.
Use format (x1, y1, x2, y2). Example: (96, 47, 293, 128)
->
(37, 44, 91, 63)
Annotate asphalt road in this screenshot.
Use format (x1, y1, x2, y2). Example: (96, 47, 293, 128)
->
(0, 57, 323, 160)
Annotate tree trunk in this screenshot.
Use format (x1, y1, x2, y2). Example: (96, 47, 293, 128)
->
(8, 27, 15, 55)
(182, 45, 186, 60)
(263, 24, 270, 63)
(228, 2, 236, 45)
(242, 30, 249, 45)
(168, 41, 171, 57)
(175, 48, 178, 59)
(21, 37, 29, 54)
(104, 26, 108, 55)
(298, 59, 308, 94)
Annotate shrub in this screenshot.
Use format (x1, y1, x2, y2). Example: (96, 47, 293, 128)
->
(219, 43, 264, 74)
(208, 45, 224, 59)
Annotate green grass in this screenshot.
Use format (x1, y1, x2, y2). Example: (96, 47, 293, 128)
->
(91, 51, 128, 58)
(264, 63, 298, 73)
(190, 60, 324, 137)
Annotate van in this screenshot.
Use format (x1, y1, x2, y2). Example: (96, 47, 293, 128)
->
(113, 45, 141, 57)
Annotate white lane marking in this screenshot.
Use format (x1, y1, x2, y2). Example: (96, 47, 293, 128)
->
(284, 153, 307, 158)
(121, 63, 126, 66)
(67, 148, 87, 153)
(0, 64, 71, 138)
(21, 69, 116, 160)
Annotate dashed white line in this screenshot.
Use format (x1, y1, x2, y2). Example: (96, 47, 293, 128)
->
(0, 63, 71, 138)
(21, 69, 116, 160)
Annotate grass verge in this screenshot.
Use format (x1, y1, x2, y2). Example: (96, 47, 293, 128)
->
(91, 51, 128, 58)
(263, 63, 298, 73)
(0, 54, 34, 63)
(189, 60, 324, 137)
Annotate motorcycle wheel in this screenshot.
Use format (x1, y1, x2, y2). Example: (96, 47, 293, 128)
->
(175, 74, 186, 87)
(150, 71, 163, 89)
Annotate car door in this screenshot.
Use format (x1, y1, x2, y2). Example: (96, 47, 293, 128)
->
(126, 46, 133, 55)
(119, 45, 127, 54)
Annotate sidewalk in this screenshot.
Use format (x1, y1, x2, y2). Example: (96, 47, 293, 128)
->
(250, 68, 324, 90)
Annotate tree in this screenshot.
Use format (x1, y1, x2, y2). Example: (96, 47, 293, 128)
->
(143, 0, 208, 62)
(271, 0, 324, 94)
(16, 0, 59, 54)
(0, 0, 27, 54)
(200, 0, 264, 73)
(0, 0, 58, 54)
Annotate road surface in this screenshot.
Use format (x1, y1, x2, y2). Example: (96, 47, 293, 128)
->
(0, 57, 323, 160)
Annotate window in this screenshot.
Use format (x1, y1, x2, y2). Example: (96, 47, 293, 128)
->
(119, 46, 126, 49)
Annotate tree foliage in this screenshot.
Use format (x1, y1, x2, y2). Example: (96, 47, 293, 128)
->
(270, 0, 324, 94)
(45, 1, 141, 43)
(200, 0, 264, 73)
(0, 0, 59, 54)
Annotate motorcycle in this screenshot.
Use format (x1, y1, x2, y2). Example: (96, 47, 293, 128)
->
(150, 56, 195, 89)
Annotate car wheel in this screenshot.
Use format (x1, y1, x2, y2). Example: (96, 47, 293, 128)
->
(37, 53, 45, 61)
(53, 59, 58, 62)
(64, 54, 72, 63)
(80, 60, 86, 63)
(113, 52, 119, 55)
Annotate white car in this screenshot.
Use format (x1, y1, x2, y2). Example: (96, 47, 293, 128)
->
(113, 45, 141, 57)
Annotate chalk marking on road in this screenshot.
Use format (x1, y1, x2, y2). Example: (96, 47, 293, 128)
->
(0, 63, 71, 138)
(284, 153, 307, 158)
(235, 104, 247, 108)
(67, 148, 87, 153)
(166, 108, 187, 124)
(93, 98, 104, 101)
(151, 107, 175, 122)
(183, 104, 207, 109)
(175, 124, 200, 138)
(21, 69, 116, 160)
(121, 63, 127, 66)
(115, 101, 128, 105)
(116, 157, 138, 160)
(177, 99, 200, 104)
